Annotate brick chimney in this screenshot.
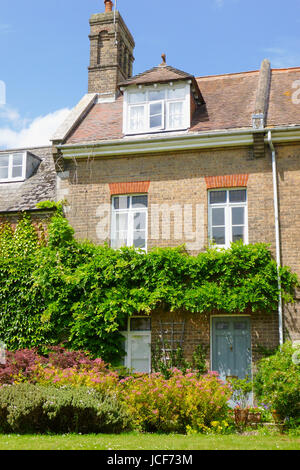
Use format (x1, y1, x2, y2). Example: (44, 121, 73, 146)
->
(88, 1, 135, 101)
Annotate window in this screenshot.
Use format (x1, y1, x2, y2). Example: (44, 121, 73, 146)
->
(124, 83, 189, 135)
(120, 317, 151, 373)
(208, 189, 247, 248)
(0, 152, 26, 182)
(111, 195, 148, 250)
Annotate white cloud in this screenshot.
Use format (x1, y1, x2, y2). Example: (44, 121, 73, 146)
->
(0, 108, 71, 149)
(215, 0, 224, 6)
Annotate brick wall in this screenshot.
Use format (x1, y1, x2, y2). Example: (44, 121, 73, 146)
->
(88, 11, 134, 96)
(151, 309, 279, 370)
(58, 143, 300, 343)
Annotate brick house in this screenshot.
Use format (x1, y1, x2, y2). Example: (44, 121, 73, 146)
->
(1, 0, 300, 376)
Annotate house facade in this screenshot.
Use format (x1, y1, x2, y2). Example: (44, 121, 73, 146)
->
(1, 0, 300, 377)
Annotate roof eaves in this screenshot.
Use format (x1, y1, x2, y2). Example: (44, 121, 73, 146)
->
(52, 93, 98, 144)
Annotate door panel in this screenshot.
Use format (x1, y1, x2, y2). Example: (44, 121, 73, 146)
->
(130, 334, 151, 373)
(212, 317, 251, 381)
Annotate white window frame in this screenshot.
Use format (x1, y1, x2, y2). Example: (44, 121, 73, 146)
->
(0, 151, 26, 183)
(111, 194, 148, 251)
(208, 188, 248, 248)
(123, 82, 190, 135)
(121, 317, 152, 373)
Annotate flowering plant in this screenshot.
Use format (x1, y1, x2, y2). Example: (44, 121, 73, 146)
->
(118, 369, 232, 433)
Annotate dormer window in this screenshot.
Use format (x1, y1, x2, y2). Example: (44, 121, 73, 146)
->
(0, 151, 41, 183)
(0, 152, 26, 182)
(123, 83, 190, 135)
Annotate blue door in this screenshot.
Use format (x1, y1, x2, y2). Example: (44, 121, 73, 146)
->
(212, 317, 252, 381)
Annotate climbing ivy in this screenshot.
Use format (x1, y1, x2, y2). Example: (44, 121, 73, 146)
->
(0, 212, 298, 363)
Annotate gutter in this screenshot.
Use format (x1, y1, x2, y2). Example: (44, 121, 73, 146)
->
(268, 130, 284, 346)
(55, 125, 300, 159)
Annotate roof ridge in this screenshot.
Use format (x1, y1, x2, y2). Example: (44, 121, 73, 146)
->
(196, 70, 260, 80)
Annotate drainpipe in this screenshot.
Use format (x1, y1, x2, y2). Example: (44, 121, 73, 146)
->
(268, 130, 284, 345)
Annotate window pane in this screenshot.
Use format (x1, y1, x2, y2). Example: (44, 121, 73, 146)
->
(133, 231, 146, 249)
(229, 189, 247, 203)
(0, 167, 8, 179)
(132, 195, 148, 208)
(13, 153, 23, 166)
(128, 92, 146, 104)
(234, 322, 247, 330)
(116, 213, 128, 231)
(0, 155, 9, 167)
(216, 322, 229, 330)
(12, 166, 22, 178)
(232, 207, 244, 225)
(134, 212, 146, 230)
(130, 318, 151, 331)
(150, 102, 163, 128)
(212, 226, 225, 245)
(112, 232, 128, 249)
(114, 196, 130, 210)
(149, 90, 165, 101)
(212, 207, 225, 226)
(168, 101, 183, 128)
(168, 87, 186, 100)
(210, 191, 227, 204)
(129, 105, 145, 131)
(150, 102, 162, 115)
(150, 114, 162, 128)
(232, 226, 244, 242)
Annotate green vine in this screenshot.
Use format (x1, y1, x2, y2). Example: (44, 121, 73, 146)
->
(0, 211, 298, 364)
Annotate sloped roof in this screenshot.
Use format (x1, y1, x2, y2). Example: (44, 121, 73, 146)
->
(64, 66, 300, 145)
(119, 63, 204, 105)
(118, 64, 195, 87)
(0, 146, 56, 212)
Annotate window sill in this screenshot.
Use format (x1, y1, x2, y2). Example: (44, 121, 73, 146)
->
(124, 127, 189, 137)
(0, 178, 25, 184)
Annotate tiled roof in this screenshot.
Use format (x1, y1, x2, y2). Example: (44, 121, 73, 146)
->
(0, 146, 56, 212)
(65, 66, 300, 145)
(267, 68, 300, 127)
(118, 64, 195, 87)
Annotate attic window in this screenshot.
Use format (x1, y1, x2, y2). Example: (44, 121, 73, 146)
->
(0, 151, 40, 183)
(123, 83, 190, 135)
(0, 152, 26, 182)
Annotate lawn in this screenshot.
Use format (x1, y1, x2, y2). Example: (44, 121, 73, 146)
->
(0, 432, 299, 450)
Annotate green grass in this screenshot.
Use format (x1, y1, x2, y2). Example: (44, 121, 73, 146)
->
(0, 432, 299, 450)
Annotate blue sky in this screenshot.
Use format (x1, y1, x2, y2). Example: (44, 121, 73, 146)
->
(0, 0, 300, 149)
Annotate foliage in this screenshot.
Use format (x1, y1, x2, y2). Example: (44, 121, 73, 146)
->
(227, 377, 253, 408)
(152, 343, 208, 378)
(0, 383, 132, 434)
(32, 363, 119, 394)
(0, 212, 298, 363)
(0, 347, 109, 385)
(118, 370, 231, 433)
(254, 341, 300, 419)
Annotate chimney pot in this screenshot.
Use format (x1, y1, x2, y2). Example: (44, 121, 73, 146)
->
(104, 0, 113, 12)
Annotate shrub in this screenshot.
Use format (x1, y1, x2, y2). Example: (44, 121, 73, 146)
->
(118, 369, 232, 433)
(32, 364, 119, 394)
(254, 341, 300, 419)
(0, 349, 46, 385)
(0, 347, 109, 385)
(0, 383, 131, 434)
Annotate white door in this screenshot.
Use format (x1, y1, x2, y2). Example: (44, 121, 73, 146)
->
(130, 334, 151, 373)
(121, 317, 151, 373)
